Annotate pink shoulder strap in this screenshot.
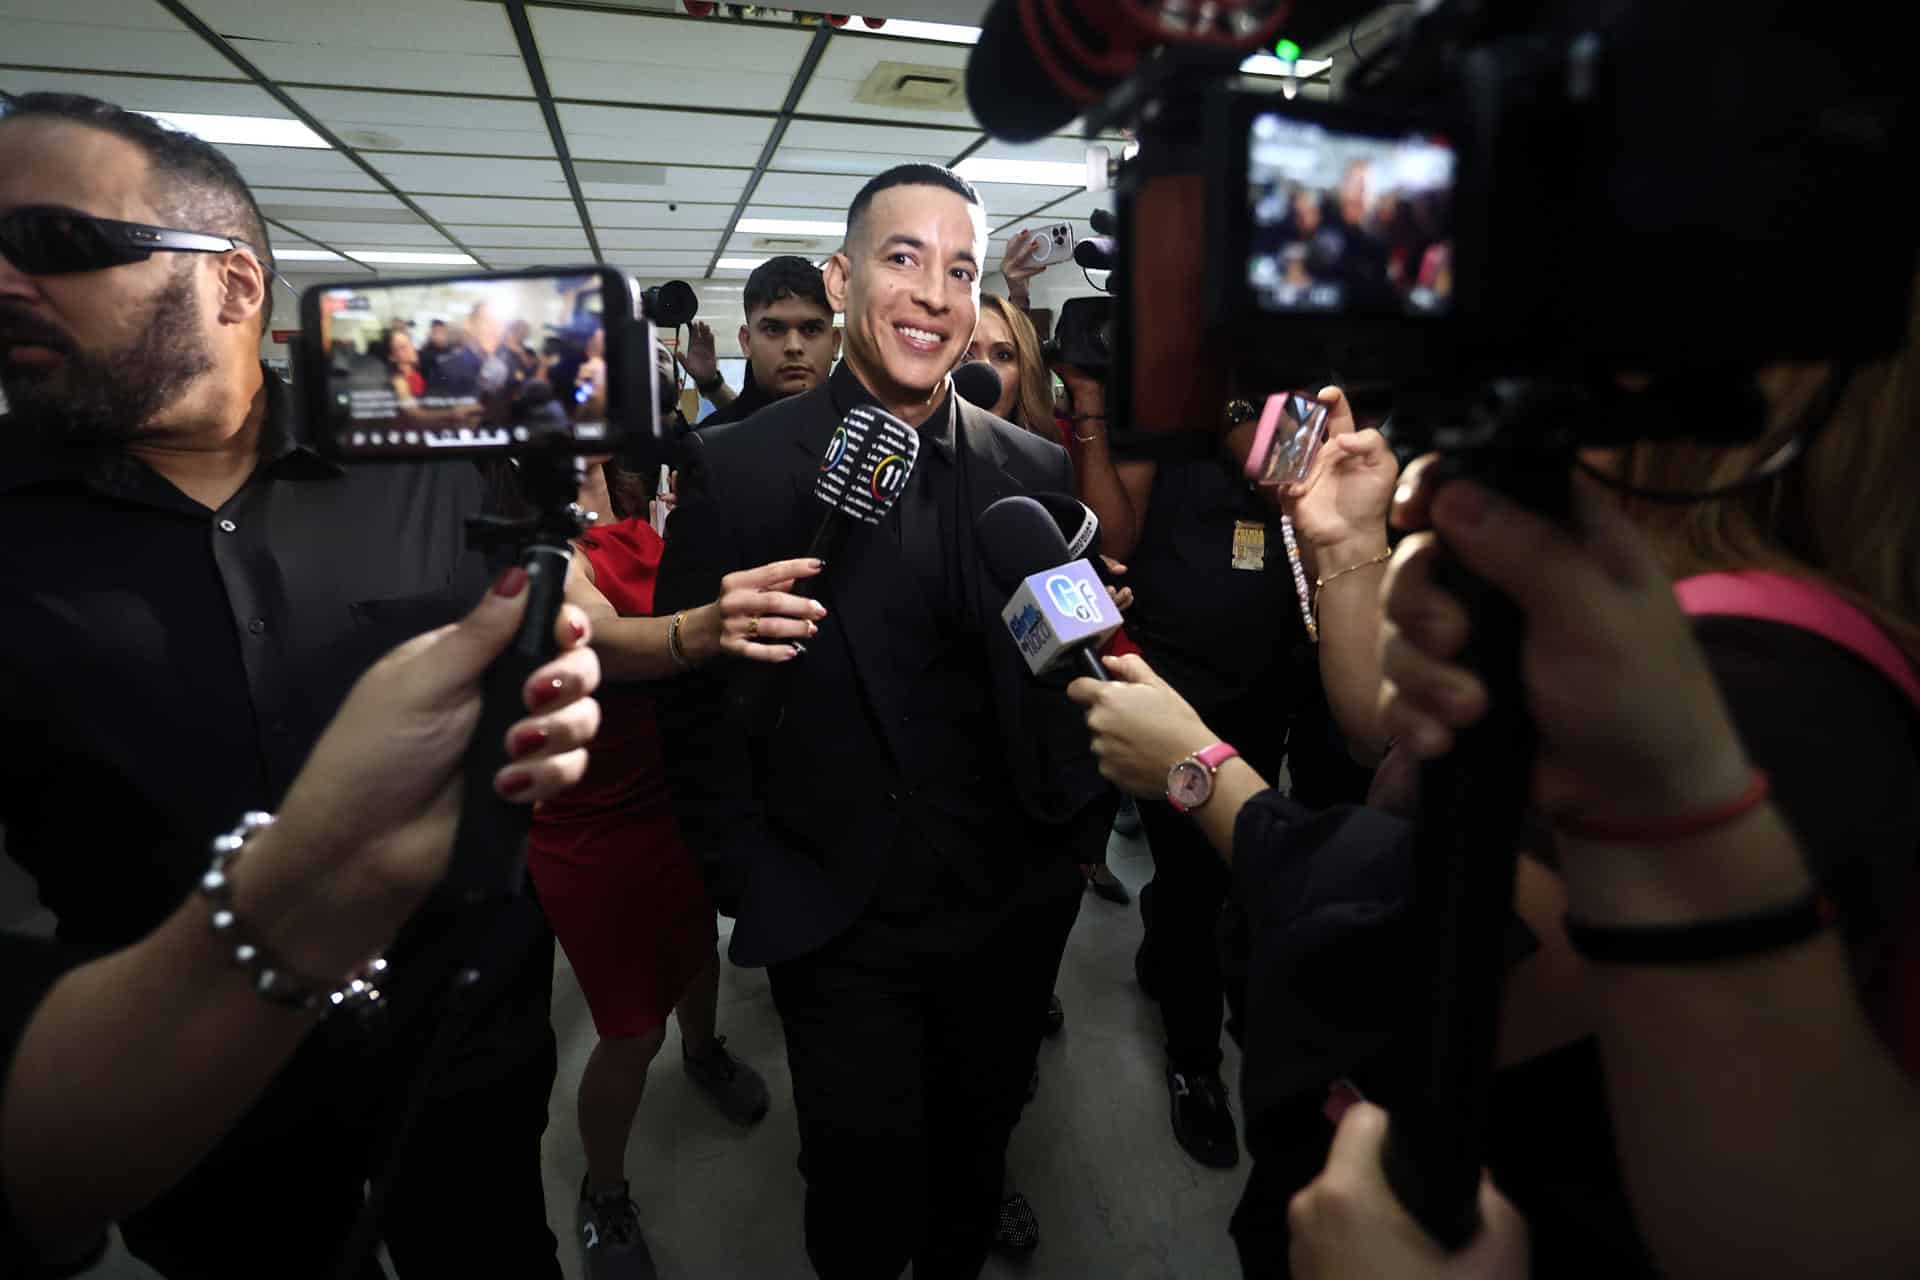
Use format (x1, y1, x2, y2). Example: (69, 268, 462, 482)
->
(1675, 570, 1920, 710)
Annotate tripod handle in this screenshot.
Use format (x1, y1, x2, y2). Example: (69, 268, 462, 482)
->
(446, 543, 572, 899)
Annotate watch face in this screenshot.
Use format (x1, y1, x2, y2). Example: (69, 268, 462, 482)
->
(1168, 760, 1211, 810)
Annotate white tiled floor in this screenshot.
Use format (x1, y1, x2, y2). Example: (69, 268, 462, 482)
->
(89, 824, 1251, 1279)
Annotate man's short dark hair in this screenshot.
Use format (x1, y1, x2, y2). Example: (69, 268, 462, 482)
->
(1, 92, 276, 329)
(845, 163, 982, 250)
(743, 255, 830, 319)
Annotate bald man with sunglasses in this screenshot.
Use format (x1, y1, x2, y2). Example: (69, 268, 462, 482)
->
(0, 94, 564, 1279)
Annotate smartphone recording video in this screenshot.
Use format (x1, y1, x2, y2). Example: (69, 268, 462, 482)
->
(1246, 112, 1456, 317)
(1245, 391, 1329, 489)
(299, 266, 654, 461)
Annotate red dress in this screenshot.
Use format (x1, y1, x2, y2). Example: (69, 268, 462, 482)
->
(527, 517, 716, 1039)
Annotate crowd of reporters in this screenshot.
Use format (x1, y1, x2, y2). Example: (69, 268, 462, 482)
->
(2, 80, 1918, 1280)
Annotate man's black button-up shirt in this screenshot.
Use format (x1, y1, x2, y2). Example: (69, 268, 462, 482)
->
(0, 370, 494, 947)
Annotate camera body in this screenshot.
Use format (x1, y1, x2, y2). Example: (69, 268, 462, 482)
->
(1043, 295, 1114, 372)
(296, 265, 671, 470)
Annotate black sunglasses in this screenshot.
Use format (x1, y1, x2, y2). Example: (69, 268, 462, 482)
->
(0, 206, 260, 276)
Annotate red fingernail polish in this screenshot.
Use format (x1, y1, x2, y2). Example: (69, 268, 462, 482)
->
(497, 771, 533, 797)
(510, 726, 548, 758)
(529, 676, 567, 710)
(567, 617, 588, 643)
(493, 567, 529, 598)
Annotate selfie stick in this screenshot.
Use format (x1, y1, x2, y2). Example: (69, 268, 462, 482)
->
(446, 450, 589, 899)
(1379, 404, 1573, 1250)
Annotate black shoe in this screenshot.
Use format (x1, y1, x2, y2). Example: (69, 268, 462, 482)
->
(993, 1189, 1040, 1254)
(1166, 1065, 1240, 1169)
(576, 1178, 658, 1280)
(1043, 992, 1064, 1038)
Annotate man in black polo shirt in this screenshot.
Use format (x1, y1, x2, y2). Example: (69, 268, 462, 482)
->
(0, 94, 560, 1279)
(1060, 367, 1371, 1173)
(655, 164, 1105, 1277)
(678, 255, 839, 427)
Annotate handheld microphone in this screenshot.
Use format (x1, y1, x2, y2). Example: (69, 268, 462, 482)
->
(1026, 490, 1101, 563)
(806, 403, 922, 565)
(952, 360, 1005, 413)
(977, 495, 1119, 682)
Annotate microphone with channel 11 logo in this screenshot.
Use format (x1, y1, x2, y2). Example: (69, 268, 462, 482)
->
(976, 494, 1121, 683)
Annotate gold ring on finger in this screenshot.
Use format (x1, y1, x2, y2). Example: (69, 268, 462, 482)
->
(747, 616, 759, 638)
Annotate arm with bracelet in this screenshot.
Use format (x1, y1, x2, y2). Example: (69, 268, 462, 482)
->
(1381, 469, 1920, 1278)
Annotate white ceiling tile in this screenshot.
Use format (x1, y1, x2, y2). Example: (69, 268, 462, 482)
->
(1026, 187, 1114, 220)
(532, 9, 809, 112)
(796, 31, 974, 129)
(777, 119, 975, 176)
(557, 104, 769, 168)
(431, 247, 573, 266)
(372, 154, 570, 198)
(182, 0, 531, 95)
(971, 135, 1100, 165)
(0, 71, 279, 116)
(414, 196, 584, 226)
(751, 170, 869, 210)
(1, 2, 241, 78)
(220, 144, 382, 191)
(448, 226, 591, 251)
(961, 182, 1083, 219)
(588, 201, 734, 231)
(283, 220, 455, 247)
(254, 187, 414, 213)
(287, 88, 553, 157)
(577, 165, 747, 202)
(594, 228, 722, 252)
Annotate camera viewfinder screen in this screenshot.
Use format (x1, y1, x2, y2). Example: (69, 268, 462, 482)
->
(1247, 113, 1455, 316)
(317, 272, 608, 454)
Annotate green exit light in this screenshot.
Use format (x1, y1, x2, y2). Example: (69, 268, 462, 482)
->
(1273, 38, 1302, 62)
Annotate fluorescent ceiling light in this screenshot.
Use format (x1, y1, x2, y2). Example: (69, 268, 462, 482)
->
(716, 257, 770, 270)
(736, 218, 847, 237)
(953, 158, 1085, 187)
(871, 20, 980, 44)
(1241, 54, 1335, 78)
(346, 251, 479, 266)
(275, 249, 347, 262)
(141, 111, 329, 150)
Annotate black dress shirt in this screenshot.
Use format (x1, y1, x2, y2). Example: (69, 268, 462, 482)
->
(0, 370, 494, 947)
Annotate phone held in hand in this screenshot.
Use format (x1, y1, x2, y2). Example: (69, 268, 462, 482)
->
(1245, 391, 1329, 489)
(1026, 222, 1076, 266)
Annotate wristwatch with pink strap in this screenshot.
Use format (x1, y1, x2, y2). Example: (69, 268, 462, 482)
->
(1166, 743, 1241, 814)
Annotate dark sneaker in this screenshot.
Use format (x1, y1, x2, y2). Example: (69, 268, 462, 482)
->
(992, 1189, 1040, 1254)
(577, 1179, 657, 1280)
(683, 1035, 769, 1126)
(1043, 992, 1065, 1038)
(1113, 797, 1143, 838)
(1166, 1065, 1240, 1169)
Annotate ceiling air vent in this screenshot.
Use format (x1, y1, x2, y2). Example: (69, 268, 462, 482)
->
(854, 61, 967, 112)
(751, 236, 827, 252)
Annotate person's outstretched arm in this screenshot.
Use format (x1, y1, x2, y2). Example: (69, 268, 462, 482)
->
(1, 582, 601, 1255)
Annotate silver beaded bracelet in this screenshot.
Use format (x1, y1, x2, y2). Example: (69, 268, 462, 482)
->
(200, 811, 389, 1014)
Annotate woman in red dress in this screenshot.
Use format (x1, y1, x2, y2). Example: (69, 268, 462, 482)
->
(529, 453, 824, 1277)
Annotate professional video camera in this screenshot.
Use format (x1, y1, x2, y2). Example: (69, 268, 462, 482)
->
(968, 0, 1917, 1250)
(294, 266, 693, 897)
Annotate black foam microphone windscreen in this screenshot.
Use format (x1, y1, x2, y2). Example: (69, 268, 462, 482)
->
(966, 0, 1093, 142)
(1026, 490, 1100, 562)
(952, 360, 1005, 412)
(977, 494, 1073, 592)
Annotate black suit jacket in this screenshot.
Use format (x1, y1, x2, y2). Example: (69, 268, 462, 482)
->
(654, 374, 1105, 968)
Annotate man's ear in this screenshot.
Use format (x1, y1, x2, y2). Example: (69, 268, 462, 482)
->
(216, 249, 269, 332)
(738, 324, 751, 357)
(823, 251, 852, 314)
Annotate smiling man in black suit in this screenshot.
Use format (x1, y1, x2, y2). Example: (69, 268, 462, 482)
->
(654, 163, 1106, 1278)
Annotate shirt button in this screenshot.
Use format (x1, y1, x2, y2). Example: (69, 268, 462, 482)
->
(218, 519, 237, 533)
(248, 618, 267, 635)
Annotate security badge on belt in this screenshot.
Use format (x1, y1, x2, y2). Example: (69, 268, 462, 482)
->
(1231, 520, 1267, 571)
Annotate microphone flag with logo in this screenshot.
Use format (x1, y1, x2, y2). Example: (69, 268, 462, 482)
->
(814, 404, 921, 529)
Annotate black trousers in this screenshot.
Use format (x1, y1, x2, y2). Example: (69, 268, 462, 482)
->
(119, 896, 561, 1280)
(769, 856, 1083, 1280)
